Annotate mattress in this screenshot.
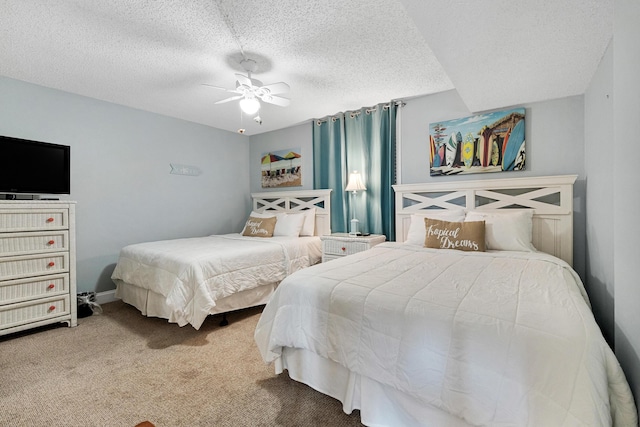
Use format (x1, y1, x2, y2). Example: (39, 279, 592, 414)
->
(255, 243, 638, 426)
(111, 233, 321, 329)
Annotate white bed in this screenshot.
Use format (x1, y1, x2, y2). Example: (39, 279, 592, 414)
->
(112, 189, 331, 329)
(254, 176, 638, 427)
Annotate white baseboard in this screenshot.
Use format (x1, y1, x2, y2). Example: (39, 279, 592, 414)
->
(95, 289, 118, 305)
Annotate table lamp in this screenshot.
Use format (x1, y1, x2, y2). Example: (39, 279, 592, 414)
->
(345, 171, 366, 236)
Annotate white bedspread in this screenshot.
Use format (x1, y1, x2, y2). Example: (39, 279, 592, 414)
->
(111, 234, 320, 329)
(255, 243, 638, 426)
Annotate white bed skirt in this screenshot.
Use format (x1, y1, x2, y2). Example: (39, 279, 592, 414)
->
(276, 347, 472, 427)
(114, 280, 276, 321)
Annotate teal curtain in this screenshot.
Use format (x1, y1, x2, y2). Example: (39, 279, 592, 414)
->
(313, 102, 396, 240)
(313, 115, 348, 232)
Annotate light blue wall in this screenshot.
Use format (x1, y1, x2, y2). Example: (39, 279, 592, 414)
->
(249, 91, 587, 280)
(585, 41, 614, 345)
(0, 76, 250, 293)
(584, 0, 640, 406)
(612, 0, 640, 405)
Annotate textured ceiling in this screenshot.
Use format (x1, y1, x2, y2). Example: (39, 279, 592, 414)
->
(400, 0, 613, 113)
(0, 0, 612, 136)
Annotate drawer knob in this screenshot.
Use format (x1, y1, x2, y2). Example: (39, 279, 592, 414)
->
(48, 284, 55, 290)
(48, 262, 55, 267)
(46, 217, 54, 223)
(48, 305, 56, 311)
(341, 247, 346, 252)
(48, 240, 55, 245)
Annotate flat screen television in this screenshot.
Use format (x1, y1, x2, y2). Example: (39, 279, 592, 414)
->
(0, 135, 71, 195)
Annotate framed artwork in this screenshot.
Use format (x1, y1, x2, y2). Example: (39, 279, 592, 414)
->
(261, 148, 302, 188)
(429, 108, 525, 176)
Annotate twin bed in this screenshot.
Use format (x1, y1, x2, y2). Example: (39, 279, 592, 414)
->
(254, 175, 638, 427)
(111, 190, 331, 329)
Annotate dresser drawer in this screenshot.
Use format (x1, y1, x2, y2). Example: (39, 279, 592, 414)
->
(0, 294, 70, 330)
(322, 253, 345, 262)
(0, 230, 69, 256)
(0, 252, 69, 281)
(321, 234, 386, 263)
(0, 209, 69, 232)
(0, 273, 69, 305)
(323, 239, 369, 256)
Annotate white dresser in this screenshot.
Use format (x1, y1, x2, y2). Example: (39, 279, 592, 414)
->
(0, 201, 77, 336)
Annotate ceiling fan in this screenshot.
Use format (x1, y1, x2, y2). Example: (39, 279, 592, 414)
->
(204, 58, 290, 115)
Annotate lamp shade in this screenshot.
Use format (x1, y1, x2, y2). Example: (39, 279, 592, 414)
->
(345, 171, 366, 192)
(239, 97, 261, 115)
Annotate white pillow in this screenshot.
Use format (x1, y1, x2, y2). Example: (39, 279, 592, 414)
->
(464, 210, 536, 252)
(248, 210, 276, 218)
(299, 208, 316, 236)
(405, 210, 466, 245)
(274, 212, 305, 237)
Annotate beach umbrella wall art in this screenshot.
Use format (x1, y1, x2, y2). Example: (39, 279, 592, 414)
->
(262, 153, 284, 171)
(283, 151, 301, 167)
(261, 147, 302, 188)
(429, 108, 525, 176)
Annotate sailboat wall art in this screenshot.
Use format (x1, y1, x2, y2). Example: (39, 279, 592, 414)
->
(429, 108, 525, 176)
(261, 147, 302, 188)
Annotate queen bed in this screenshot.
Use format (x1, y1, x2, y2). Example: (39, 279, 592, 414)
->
(254, 176, 638, 427)
(112, 189, 331, 329)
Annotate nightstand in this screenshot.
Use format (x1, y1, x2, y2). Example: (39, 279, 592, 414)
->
(320, 233, 386, 262)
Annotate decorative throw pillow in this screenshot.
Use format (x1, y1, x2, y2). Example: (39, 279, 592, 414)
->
(424, 218, 486, 252)
(242, 216, 277, 237)
(405, 210, 466, 245)
(241, 211, 277, 234)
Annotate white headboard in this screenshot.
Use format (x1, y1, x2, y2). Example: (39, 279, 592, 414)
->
(392, 175, 577, 266)
(251, 189, 332, 236)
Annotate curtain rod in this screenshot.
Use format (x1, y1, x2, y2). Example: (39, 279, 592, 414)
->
(315, 100, 405, 125)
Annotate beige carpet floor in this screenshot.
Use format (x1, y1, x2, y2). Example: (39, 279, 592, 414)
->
(0, 301, 364, 427)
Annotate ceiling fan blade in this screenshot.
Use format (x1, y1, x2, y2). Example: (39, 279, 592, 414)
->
(201, 83, 229, 91)
(202, 84, 243, 96)
(214, 95, 243, 104)
(235, 73, 254, 88)
(261, 95, 290, 107)
(260, 82, 290, 95)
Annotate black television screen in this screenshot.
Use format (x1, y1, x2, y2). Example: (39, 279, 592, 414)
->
(0, 135, 71, 195)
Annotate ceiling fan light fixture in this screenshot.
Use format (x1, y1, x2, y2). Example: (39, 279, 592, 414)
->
(204, 56, 289, 114)
(239, 97, 260, 114)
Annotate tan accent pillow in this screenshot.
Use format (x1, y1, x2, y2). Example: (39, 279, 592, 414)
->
(242, 216, 277, 238)
(424, 218, 486, 252)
